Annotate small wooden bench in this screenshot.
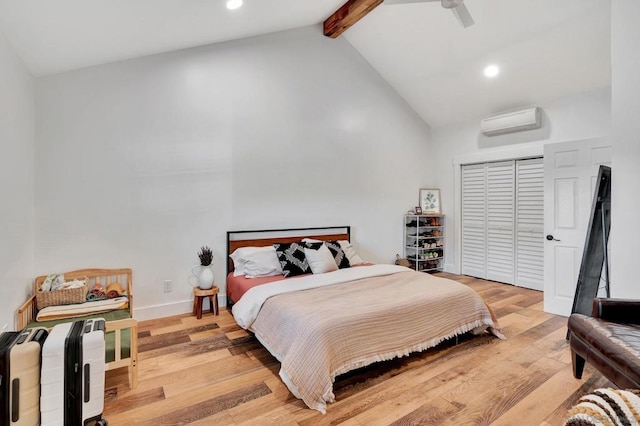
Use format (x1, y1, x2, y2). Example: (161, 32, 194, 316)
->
(17, 268, 138, 388)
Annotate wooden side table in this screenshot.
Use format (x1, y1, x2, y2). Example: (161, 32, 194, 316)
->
(193, 286, 219, 319)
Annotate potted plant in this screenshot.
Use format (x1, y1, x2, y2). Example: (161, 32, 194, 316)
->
(192, 246, 214, 289)
(198, 246, 213, 267)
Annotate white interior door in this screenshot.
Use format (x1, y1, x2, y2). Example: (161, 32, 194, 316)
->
(543, 139, 611, 316)
(515, 158, 544, 291)
(461, 164, 487, 278)
(486, 161, 515, 284)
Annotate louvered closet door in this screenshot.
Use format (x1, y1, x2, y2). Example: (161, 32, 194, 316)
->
(461, 164, 487, 278)
(486, 161, 515, 284)
(515, 158, 544, 290)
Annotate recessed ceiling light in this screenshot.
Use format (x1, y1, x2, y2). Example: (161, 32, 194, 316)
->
(484, 64, 500, 78)
(226, 0, 243, 10)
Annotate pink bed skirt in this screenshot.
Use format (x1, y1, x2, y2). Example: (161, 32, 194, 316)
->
(226, 273, 287, 304)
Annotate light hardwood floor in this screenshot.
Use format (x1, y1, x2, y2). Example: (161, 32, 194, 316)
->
(104, 273, 610, 425)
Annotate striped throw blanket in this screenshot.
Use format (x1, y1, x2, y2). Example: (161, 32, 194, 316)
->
(565, 388, 640, 426)
(242, 267, 502, 413)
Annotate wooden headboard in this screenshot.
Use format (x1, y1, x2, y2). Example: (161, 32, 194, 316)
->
(226, 226, 351, 276)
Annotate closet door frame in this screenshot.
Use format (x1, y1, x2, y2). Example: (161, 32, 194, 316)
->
(452, 145, 543, 276)
(460, 158, 543, 286)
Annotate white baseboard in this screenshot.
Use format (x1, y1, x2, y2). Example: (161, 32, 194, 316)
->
(133, 294, 228, 321)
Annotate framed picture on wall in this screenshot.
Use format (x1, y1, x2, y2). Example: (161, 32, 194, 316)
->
(419, 188, 441, 214)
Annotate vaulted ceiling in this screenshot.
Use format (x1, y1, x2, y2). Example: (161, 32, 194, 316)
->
(0, 0, 611, 127)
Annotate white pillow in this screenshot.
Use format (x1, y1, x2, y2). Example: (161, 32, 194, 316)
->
(230, 246, 265, 276)
(302, 238, 365, 265)
(230, 246, 283, 277)
(338, 240, 365, 265)
(304, 244, 339, 274)
(244, 249, 283, 278)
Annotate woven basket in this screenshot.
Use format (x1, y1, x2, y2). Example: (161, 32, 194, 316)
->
(36, 281, 88, 310)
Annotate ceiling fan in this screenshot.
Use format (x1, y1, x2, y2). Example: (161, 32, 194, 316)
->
(384, 0, 475, 28)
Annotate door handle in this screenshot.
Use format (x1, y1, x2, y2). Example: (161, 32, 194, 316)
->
(546, 234, 560, 242)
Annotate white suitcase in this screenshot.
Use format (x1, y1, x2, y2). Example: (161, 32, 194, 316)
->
(0, 327, 49, 425)
(41, 319, 108, 426)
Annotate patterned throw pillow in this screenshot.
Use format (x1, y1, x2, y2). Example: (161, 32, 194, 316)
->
(324, 240, 351, 269)
(273, 242, 310, 278)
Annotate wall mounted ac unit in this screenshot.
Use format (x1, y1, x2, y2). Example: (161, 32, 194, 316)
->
(480, 107, 542, 137)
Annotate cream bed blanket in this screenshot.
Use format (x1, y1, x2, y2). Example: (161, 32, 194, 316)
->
(233, 264, 407, 329)
(36, 296, 129, 322)
(233, 266, 502, 413)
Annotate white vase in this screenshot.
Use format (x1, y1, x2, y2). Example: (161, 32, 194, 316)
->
(192, 265, 214, 289)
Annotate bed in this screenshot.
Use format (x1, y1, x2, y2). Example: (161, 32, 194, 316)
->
(227, 227, 502, 413)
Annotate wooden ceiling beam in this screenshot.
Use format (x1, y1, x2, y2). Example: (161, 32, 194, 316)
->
(323, 0, 383, 39)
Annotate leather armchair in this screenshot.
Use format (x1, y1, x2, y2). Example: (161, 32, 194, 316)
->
(568, 298, 640, 389)
(592, 298, 640, 325)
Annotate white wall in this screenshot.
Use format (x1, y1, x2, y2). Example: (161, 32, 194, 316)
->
(428, 87, 611, 272)
(0, 32, 35, 329)
(611, 0, 640, 298)
(35, 26, 432, 319)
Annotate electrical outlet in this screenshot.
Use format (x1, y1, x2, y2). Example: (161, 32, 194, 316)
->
(163, 280, 173, 293)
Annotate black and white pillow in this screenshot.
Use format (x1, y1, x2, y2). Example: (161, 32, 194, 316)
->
(324, 240, 351, 269)
(273, 242, 310, 278)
